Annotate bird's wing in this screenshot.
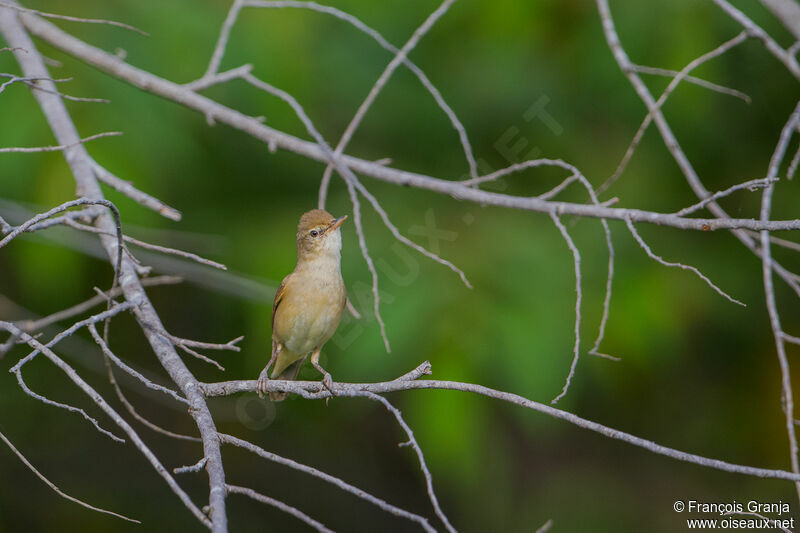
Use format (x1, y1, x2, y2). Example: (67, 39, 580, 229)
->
(271, 274, 291, 331)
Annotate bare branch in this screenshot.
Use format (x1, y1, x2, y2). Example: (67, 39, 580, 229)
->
(600, 31, 749, 194)
(759, 100, 800, 501)
(88, 323, 189, 404)
(350, 175, 472, 288)
(14, 276, 182, 334)
(630, 64, 751, 103)
(349, 391, 456, 533)
(0, 9, 228, 529)
(550, 212, 582, 405)
(788, 139, 800, 179)
(102, 351, 201, 443)
(18, 14, 800, 233)
(243, 0, 478, 186)
(9, 76, 110, 103)
(10, 300, 135, 371)
(65, 219, 226, 270)
(90, 159, 182, 221)
(341, 176, 391, 353)
(761, 0, 800, 40)
(596, 0, 800, 305)
(0, 429, 139, 523)
(201, 0, 243, 79)
(318, 0, 461, 207)
(712, 0, 800, 80)
(11, 363, 125, 442)
(673, 178, 778, 217)
(0, 1, 149, 36)
(226, 484, 334, 533)
(174, 457, 208, 474)
(0, 131, 121, 153)
(625, 217, 745, 306)
(202, 368, 800, 482)
(0, 323, 211, 526)
(186, 64, 253, 91)
(220, 434, 436, 532)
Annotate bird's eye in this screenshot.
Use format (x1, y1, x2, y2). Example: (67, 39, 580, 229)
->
(310, 230, 318, 237)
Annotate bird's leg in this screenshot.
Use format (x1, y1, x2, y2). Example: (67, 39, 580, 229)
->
(257, 341, 282, 399)
(310, 347, 334, 395)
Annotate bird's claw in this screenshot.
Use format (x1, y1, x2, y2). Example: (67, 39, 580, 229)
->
(320, 372, 335, 396)
(256, 368, 270, 399)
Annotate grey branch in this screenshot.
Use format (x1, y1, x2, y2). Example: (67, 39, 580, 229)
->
(18, 13, 800, 233)
(549, 213, 583, 405)
(226, 484, 334, 533)
(630, 64, 750, 103)
(219, 433, 436, 532)
(349, 391, 457, 533)
(0, 429, 139, 523)
(0, 7, 228, 530)
(0, 323, 211, 526)
(761, 0, 800, 40)
(90, 159, 182, 221)
(0, 131, 121, 152)
(0, 1, 148, 36)
(759, 101, 800, 501)
(11, 275, 181, 334)
(625, 218, 745, 307)
(202, 365, 800, 482)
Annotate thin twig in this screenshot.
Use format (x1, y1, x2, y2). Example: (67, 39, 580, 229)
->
(549, 212, 583, 404)
(318, 0, 461, 206)
(174, 457, 208, 474)
(220, 434, 436, 532)
(65, 219, 227, 270)
(90, 159, 182, 221)
(344, 391, 457, 533)
(0, 322, 211, 526)
(88, 323, 189, 404)
(0, 1, 149, 36)
(673, 178, 777, 217)
(0, 429, 139, 523)
(101, 348, 201, 442)
(630, 64, 750, 103)
(12, 363, 126, 443)
(201, 0, 243, 79)
(14, 276, 182, 333)
(240, 0, 478, 192)
(226, 484, 334, 533)
(0, 131, 121, 153)
(17, 15, 800, 232)
(788, 140, 800, 180)
(0, 11, 227, 528)
(600, 32, 749, 194)
(597, 0, 800, 309)
(759, 100, 800, 502)
(712, 0, 800, 80)
(625, 217, 745, 307)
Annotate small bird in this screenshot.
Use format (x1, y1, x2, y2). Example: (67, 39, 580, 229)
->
(257, 209, 347, 401)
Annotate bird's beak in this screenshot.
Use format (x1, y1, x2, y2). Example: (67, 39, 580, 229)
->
(328, 215, 347, 232)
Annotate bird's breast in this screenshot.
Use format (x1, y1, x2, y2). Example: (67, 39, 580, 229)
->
(273, 266, 345, 355)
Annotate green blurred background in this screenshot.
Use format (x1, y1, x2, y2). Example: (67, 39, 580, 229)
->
(1, 0, 799, 531)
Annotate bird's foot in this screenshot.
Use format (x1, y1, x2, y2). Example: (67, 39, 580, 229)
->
(319, 372, 335, 396)
(256, 367, 271, 399)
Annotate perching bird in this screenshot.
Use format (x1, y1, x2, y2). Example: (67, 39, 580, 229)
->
(257, 209, 347, 401)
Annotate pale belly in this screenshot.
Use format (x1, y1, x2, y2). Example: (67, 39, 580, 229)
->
(274, 274, 345, 355)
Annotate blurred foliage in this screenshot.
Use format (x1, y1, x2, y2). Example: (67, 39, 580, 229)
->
(1, 0, 800, 531)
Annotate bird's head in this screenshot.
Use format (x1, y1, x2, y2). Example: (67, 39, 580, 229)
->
(296, 209, 347, 261)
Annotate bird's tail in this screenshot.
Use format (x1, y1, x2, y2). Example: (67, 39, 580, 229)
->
(268, 351, 306, 402)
